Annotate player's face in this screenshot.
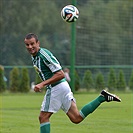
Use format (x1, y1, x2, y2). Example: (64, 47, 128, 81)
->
(24, 37, 40, 56)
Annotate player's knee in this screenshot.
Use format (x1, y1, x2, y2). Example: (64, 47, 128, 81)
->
(39, 114, 47, 123)
(70, 116, 83, 124)
(39, 112, 52, 123)
(39, 116, 49, 123)
(72, 120, 80, 124)
(71, 119, 80, 124)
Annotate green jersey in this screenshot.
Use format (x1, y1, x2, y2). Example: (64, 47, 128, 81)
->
(31, 48, 62, 81)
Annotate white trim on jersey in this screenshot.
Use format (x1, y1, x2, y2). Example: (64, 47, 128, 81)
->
(40, 49, 61, 73)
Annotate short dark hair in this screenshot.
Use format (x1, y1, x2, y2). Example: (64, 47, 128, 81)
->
(25, 33, 38, 42)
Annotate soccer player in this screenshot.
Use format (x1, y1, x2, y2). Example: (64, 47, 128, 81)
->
(24, 33, 121, 133)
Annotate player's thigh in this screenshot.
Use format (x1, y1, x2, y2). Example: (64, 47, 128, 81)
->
(66, 100, 83, 123)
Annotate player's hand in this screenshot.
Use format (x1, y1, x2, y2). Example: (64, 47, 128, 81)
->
(34, 87, 41, 92)
(34, 83, 43, 92)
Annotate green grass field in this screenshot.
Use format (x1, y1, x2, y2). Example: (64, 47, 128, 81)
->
(0, 92, 132, 133)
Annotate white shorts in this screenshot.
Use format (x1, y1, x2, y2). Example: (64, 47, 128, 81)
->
(41, 81, 76, 113)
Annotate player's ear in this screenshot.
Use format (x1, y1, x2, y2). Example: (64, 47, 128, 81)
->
(38, 41, 40, 46)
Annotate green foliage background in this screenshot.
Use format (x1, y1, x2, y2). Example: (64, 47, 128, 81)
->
(129, 70, 133, 90)
(107, 68, 117, 91)
(0, 0, 133, 91)
(19, 68, 30, 92)
(9, 67, 20, 92)
(0, 66, 6, 92)
(0, 0, 132, 66)
(83, 70, 94, 90)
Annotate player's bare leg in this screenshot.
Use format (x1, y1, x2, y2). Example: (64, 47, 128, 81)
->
(67, 100, 83, 124)
(67, 96, 103, 124)
(39, 112, 53, 133)
(67, 90, 121, 124)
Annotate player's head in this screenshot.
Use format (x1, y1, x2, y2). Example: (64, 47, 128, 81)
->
(24, 33, 40, 56)
(25, 33, 38, 42)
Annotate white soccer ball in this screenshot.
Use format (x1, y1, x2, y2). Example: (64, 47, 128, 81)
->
(61, 5, 79, 23)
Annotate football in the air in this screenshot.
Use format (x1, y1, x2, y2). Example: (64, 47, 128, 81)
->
(61, 5, 79, 23)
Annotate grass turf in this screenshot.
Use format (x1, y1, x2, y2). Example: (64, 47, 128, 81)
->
(0, 92, 132, 133)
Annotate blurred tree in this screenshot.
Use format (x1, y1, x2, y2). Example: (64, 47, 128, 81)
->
(128, 70, 133, 91)
(0, 0, 132, 93)
(9, 67, 20, 92)
(1, 0, 70, 65)
(82, 70, 94, 91)
(0, 0, 132, 70)
(74, 70, 80, 91)
(0, 65, 6, 92)
(117, 70, 126, 91)
(107, 68, 117, 91)
(19, 68, 30, 92)
(95, 72, 105, 91)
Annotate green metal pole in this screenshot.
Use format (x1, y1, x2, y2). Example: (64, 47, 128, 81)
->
(70, 0, 76, 93)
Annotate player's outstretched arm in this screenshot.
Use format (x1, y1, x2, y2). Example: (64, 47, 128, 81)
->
(34, 70, 65, 92)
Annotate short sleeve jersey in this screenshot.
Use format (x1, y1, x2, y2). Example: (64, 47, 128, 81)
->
(31, 48, 62, 81)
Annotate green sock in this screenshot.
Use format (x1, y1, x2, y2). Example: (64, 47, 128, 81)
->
(40, 122, 50, 133)
(80, 95, 105, 119)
